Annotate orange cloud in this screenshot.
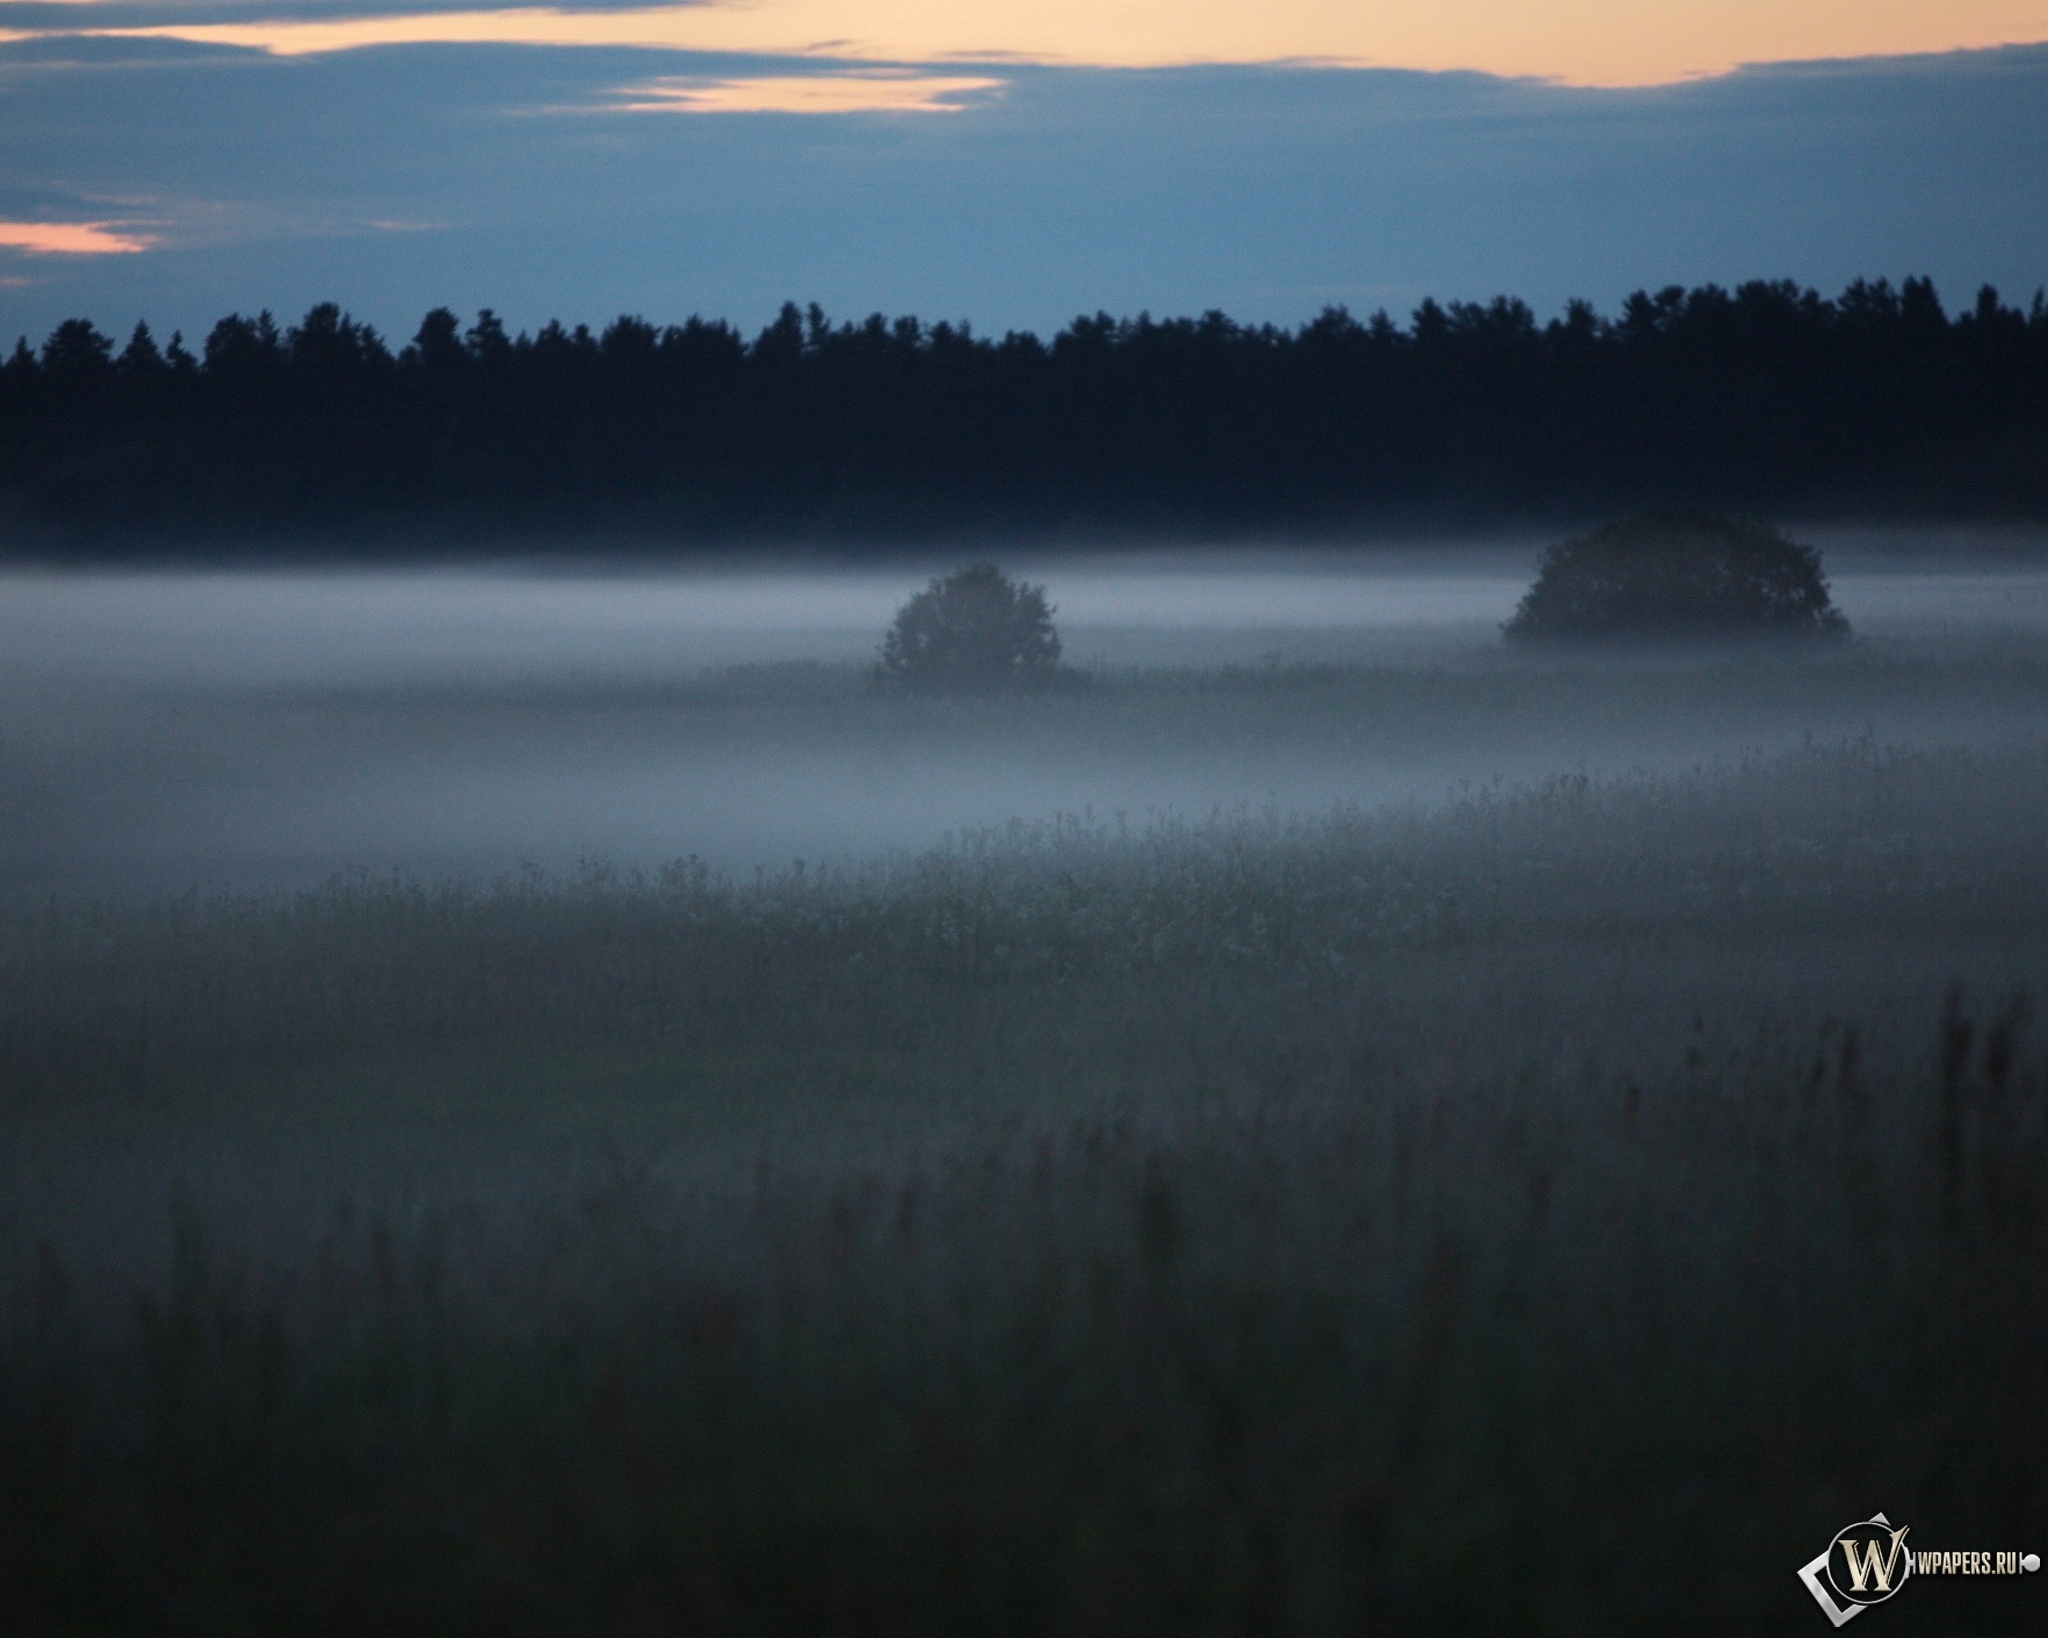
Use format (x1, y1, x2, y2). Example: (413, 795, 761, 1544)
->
(0, 221, 155, 254)
(610, 70, 1002, 113)
(66, 1, 2048, 88)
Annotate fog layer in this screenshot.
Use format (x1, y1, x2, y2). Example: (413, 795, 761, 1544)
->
(3, 540, 2045, 891)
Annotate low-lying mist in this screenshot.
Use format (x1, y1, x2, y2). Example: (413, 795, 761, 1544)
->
(4, 537, 2047, 893)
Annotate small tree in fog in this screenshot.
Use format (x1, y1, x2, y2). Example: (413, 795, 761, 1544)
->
(878, 564, 1064, 694)
(1503, 511, 1849, 643)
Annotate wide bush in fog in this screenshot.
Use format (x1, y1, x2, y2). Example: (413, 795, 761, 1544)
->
(878, 563, 1065, 694)
(1504, 510, 1850, 642)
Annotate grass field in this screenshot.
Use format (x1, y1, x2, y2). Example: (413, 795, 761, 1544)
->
(3, 647, 2046, 1634)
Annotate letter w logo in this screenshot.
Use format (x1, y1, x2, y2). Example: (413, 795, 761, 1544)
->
(1838, 1527, 1911, 1594)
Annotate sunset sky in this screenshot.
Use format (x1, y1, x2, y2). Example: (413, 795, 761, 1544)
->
(3, 2, 2045, 338)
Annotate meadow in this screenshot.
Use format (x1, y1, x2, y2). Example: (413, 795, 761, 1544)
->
(2, 559, 2046, 1633)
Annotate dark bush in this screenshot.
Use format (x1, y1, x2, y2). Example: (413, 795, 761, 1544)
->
(878, 564, 1064, 694)
(1503, 511, 1850, 643)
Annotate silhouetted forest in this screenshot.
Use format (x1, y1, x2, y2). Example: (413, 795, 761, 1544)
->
(3, 277, 2044, 548)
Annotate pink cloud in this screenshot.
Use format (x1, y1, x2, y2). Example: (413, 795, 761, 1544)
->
(610, 71, 1003, 114)
(0, 221, 155, 255)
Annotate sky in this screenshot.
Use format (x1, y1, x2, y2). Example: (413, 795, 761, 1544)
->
(3, 3, 2046, 344)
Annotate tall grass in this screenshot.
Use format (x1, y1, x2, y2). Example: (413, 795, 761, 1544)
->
(2, 742, 2044, 1634)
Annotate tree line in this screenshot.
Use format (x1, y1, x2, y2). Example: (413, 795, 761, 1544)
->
(2, 276, 2044, 548)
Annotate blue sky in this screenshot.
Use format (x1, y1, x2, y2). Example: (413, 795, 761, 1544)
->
(4, 20, 2045, 345)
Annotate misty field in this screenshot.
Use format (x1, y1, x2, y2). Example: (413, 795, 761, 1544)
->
(2, 564, 2047, 1634)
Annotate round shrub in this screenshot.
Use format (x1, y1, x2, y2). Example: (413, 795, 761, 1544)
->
(1503, 511, 1850, 644)
(878, 563, 1065, 694)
